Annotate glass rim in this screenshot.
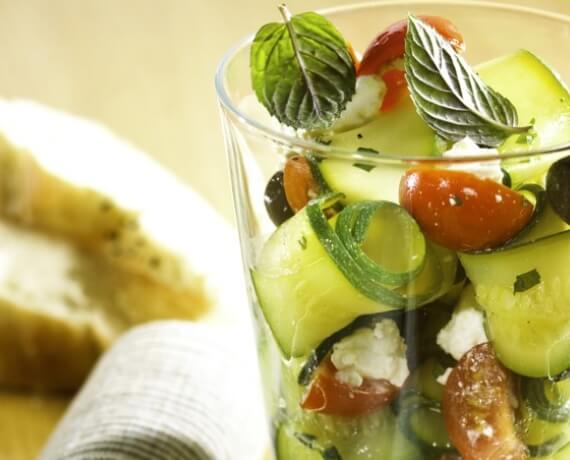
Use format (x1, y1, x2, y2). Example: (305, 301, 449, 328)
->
(215, 0, 570, 164)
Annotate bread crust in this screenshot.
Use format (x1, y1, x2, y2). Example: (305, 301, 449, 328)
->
(0, 101, 217, 390)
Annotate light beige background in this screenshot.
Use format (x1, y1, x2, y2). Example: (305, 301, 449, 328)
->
(0, 0, 568, 223)
(0, 2, 568, 459)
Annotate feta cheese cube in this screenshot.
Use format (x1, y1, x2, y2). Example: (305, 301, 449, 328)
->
(331, 319, 409, 387)
(437, 307, 487, 361)
(443, 137, 503, 183)
(332, 76, 386, 133)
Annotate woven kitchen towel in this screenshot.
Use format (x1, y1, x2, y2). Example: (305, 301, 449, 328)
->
(40, 321, 268, 460)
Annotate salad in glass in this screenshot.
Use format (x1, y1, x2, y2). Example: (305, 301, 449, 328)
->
(219, 4, 570, 460)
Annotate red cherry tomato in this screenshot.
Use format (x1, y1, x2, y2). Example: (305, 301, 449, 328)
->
(399, 168, 534, 252)
(283, 155, 319, 213)
(443, 343, 528, 460)
(358, 15, 465, 77)
(380, 68, 408, 112)
(301, 359, 399, 417)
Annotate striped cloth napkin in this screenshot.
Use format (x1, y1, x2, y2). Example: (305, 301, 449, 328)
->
(40, 321, 268, 460)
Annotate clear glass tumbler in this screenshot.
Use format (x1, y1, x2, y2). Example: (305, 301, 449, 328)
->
(216, 2, 570, 459)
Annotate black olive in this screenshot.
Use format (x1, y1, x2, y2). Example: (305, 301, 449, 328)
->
(546, 156, 570, 224)
(264, 170, 294, 226)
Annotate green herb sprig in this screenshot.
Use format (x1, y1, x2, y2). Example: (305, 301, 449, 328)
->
(250, 4, 356, 130)
(514, 269, 541, 293)
(405, 15, 531, 147)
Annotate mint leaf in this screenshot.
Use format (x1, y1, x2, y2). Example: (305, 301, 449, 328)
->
(514, 269, 541, 293)
(251, 5, 356, 130)
(353, 147, 379, 172)
(404, 16, 530, 147)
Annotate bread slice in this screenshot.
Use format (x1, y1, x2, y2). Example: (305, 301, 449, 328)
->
(0, 219, 208, 390)
(0, 100, 249, 390)
(0, 101, 202, 288)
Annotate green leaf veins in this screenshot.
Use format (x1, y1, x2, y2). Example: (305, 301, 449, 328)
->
(405, 15, 531, 147)
(250, 5, 356, 130)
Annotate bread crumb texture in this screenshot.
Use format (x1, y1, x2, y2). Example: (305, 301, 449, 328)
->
(0, 100, 242, 390)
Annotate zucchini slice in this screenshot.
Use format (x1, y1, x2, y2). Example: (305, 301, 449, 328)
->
(252, 199, 391, 358)
(480, 50, 570, 188)
(524, 377, 570, 423)
(317, 159, 407, 205)
(288, 410, 421, 460)
(404, 358, 446, 403)
(253, 196, 456, 357)
(275, 426, 339, 460)
(329, 97, 436, 156)
(522, 405, 570, 459)
(460, 222, 570, 377)
(478, 50, 570, 152)
(394, 389, 456, 457)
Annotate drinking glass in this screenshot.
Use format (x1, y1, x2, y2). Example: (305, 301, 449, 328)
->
(216, 2, 570, 458)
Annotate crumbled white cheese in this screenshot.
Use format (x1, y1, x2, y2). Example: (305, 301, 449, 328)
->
(331, 319, 409, 388)
(437, 307, 488, 361)
(436, 367, 453, 386)
(443, 137, 503, 182)
(332, 76, 387, 133)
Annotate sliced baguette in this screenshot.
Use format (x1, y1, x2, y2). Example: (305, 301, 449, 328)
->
(0, 219, 209, 390)
(0, 100, 239, 295)
(0, 100, 249, 390)
(0, 99, 249, 321)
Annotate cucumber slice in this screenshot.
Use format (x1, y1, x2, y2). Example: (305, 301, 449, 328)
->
(502, 156, 556, 190)
(478, 50, 570, 152)
(329, 97, 436, 156)
(394, 357, 456, 458)
(526, 420, 570, 459)
(292, 410, 421, 460)
(552, 442, 570, 459)
(460, 211, 570, 377)
(520, 203, 570, 243)
(275, 426, 337, 460)
(522, 401, 570, 459)
(318, 159, 407, 204)
(524, 377, 570, 423)
(254, 197, 456, 357)
(405, 358, 446, 403)
(253, 206, 387, 358)
(484, 50, 570, 186)
(394, 390, 455, 457)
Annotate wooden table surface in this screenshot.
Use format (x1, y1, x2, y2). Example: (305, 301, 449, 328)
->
(0, 1, 567, 459)
(0, 391, 68, 459)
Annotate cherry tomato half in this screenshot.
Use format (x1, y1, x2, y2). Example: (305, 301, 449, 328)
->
(380, 68, 408, 112)
(358, 15, 465, 77)
(301, 360, 399, 417)
(443, 343, 528, 460)
(283, 155, 320, 213)
(399, 168, 534, 252)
